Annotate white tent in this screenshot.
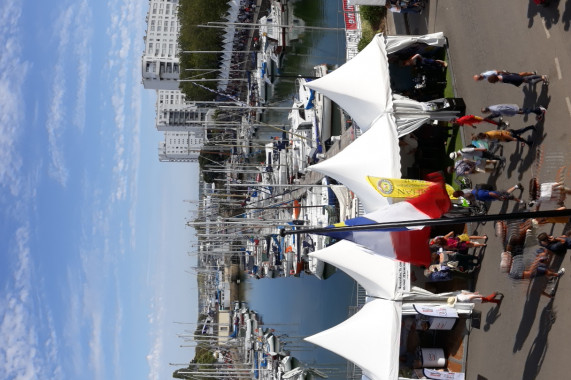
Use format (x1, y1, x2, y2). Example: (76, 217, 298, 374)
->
(308, 114, 401, 213)
(306, 241, 473, 380)
(309, 240, 405, 299)
(306, 299, 401, 380)
(305, 33, 448, 136)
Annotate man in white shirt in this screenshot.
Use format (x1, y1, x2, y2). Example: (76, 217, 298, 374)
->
(481, 103, 547, 121)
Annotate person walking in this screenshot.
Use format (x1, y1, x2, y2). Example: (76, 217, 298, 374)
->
(454, 114, 500, 128)
(385, 0, 423, 14)
(429, 231, 488, 250)
(537, 232, 571, 255)
(453, 183, 524, 204)
(487, 72, 549, 87)
(474, 125, 536, 146)
(449, 146, 504, 163)
(481, 104, 547, 121)
(402, 53, 447, 69)
(522, 248, 565, 279)
(473, 70, 535, 81)
(447, 158, 495, 176)
(452, 290, 504, 304)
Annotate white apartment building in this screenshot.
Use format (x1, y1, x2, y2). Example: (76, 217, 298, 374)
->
(158, 131, 204, 162)
(142, 0, 181, 90)
(156, 90, 207, 132)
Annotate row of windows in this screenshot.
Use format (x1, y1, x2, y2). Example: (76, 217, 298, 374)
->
(152, 3, 175, 15)
(167, 111, 199, 122)
(159, 94, 183, 101)
(166, 139, 203, 144)
(149, 20, 177, 33)
(147, 42, 175, 56)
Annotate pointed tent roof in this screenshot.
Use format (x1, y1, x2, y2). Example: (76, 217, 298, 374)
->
(305, 34, 392, 132)
(308, 115, 401, 213)
(305, 33, 447, 134)
(305, 299, 401, 380)
(309, 240, 400, 300)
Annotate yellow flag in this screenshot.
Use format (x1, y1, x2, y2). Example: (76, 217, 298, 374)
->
(367, 176, 457, 199)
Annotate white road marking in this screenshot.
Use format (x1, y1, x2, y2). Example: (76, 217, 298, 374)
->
(541, 18, 551, 39)
(554, 57, 562, 80)
(566, 97, 571, 119)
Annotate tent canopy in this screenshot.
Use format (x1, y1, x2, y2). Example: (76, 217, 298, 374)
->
(309, 240, 403, 300)
(305, 299, 401, 380)
(308, 114, 401, 213)
(305, 33, 447, 135)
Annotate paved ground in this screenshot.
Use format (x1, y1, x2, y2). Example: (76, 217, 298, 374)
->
(389, 2, 571, 379)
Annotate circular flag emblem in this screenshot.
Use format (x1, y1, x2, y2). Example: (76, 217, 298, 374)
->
(377, 179, 394, 195)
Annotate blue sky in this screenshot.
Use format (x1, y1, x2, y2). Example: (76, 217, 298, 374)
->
(0, 1, 198, 379)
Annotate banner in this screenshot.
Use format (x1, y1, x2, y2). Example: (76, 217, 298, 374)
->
(413, 304, 459, 319)
(342, 0, 358, 30)
(367, 176, 458, 199)
(423, 368, 465, 380)
(316, 184, 451, 267)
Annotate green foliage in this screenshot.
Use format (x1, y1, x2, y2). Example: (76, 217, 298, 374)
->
(198, 144, 228, 182)
(178, 0, 233, 100)
(359, 6, 385, 29)
(357, 28, 375, 52)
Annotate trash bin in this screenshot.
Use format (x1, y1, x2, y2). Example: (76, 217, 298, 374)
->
(420, 348, 446, 368)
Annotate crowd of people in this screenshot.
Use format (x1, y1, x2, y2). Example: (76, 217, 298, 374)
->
(447, 68, 551, 206)
(421, 67, 570, 290)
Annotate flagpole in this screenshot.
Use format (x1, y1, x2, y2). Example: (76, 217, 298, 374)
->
(278, 209, 571, 236)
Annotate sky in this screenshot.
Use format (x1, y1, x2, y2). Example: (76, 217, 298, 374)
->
(0, 1, 199, 379)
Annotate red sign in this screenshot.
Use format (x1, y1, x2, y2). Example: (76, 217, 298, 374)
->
(342, 0, 357, 30)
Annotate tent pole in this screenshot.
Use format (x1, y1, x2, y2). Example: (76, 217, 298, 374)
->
(278, 209, 571, 236)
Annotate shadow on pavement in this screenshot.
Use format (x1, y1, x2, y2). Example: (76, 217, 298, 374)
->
(512, 278, 546, 353)
(527, 0, 561, 29)
(564, 0, 571, 30)
(483, 303, 502, 332)
(522, 298, 556, 380)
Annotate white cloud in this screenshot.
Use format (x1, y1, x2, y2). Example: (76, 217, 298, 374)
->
(87, 311, 104, 379)
(63, 272, 85, 376)
(112, 277, 123, 380)
(146, 297, 166, 380)
(46, 1, 94, 186)
(103, 0, 146, 251)
(77, 245, 109, 380)
(71, 0, 93, 132)
(146, 238, 167, 380)
(0, 0, 28, 196)
(45, 7, 73, 186)
(0, 225, 61, 380)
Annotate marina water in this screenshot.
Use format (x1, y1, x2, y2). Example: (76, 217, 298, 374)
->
(247, 0, 356, 377)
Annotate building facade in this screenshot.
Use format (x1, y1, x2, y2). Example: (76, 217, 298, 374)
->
(142, 0, 181, 90)
(156, 90, 207, 132)
(158, 131, 205, 162)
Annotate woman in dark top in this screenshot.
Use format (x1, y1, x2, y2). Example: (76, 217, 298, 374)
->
(488, 72, 548, 87)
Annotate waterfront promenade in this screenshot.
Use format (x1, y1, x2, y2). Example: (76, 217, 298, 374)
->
(388, 2, 571, 379)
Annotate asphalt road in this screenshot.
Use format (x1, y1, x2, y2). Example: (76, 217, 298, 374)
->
(390, 2, 571, 379)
